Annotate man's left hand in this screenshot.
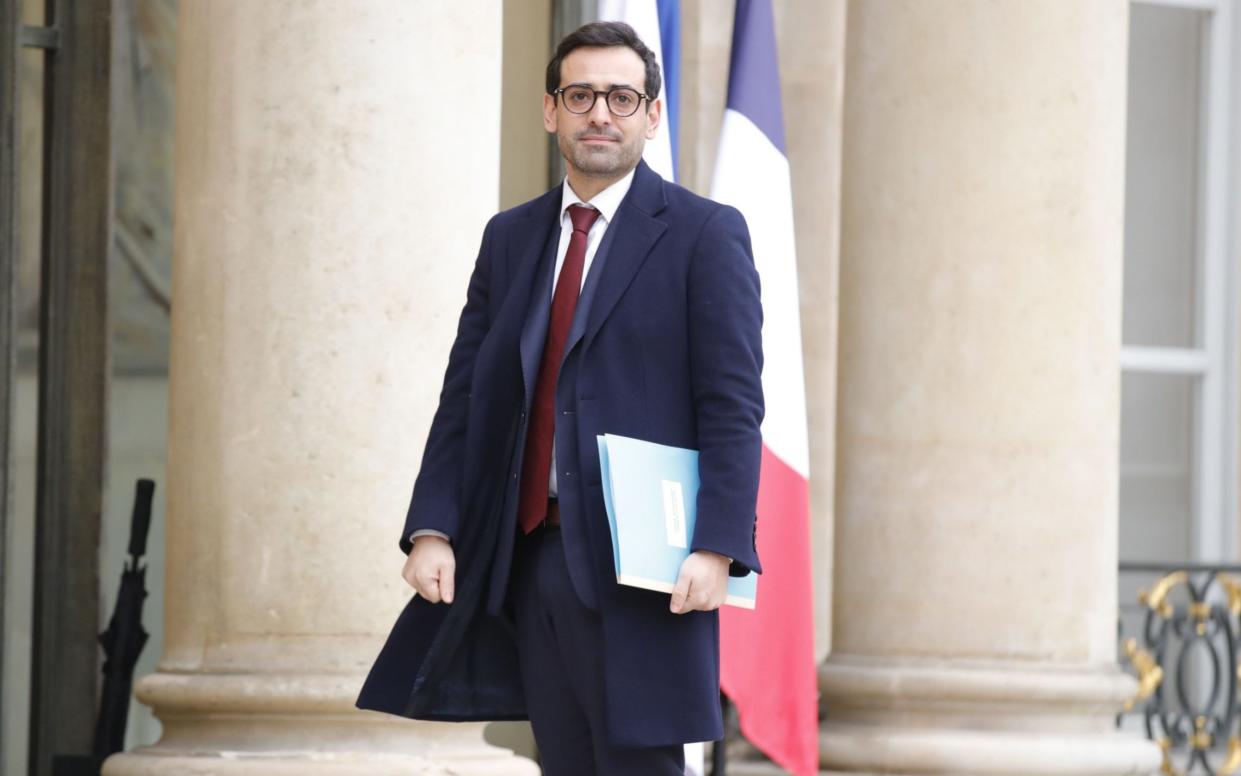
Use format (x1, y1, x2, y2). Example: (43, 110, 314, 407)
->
(669, 550, 731, 614)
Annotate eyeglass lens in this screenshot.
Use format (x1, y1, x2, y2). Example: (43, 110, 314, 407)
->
(562, 86, 642, 117)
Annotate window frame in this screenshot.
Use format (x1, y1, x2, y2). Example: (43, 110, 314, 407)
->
(1121, 0, 1238, 562)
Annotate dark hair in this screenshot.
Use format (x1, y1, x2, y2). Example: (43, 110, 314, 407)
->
(545, 21, 662, 101)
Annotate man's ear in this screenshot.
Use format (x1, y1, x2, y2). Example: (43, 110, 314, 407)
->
(543, 93, 558, 134)
(644, 97, 663, 140)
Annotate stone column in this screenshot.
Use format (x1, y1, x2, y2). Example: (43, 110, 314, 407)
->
(775, 0, 847, 662)
(104, 3, 535, 774)
(823, 1, 1161, 773)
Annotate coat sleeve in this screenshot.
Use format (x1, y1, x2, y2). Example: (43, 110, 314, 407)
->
(686, 205, 765, 576)
(399, 216, 497, 555)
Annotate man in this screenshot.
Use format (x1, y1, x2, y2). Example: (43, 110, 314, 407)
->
(357, 21, 763, 776)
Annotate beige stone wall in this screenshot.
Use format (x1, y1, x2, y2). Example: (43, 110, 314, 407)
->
(501, 0, 553, 210)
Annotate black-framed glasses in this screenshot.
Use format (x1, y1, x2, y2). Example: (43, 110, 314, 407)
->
(553, 84, 649, 117)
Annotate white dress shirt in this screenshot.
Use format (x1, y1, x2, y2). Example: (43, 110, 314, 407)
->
(411, 170, 635, 545)
(548, 169, 634, 498)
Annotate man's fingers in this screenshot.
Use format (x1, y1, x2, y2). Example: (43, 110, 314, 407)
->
(439, 563, 456, 604)
(422, 580, 442, 604)
(687, 589, 707, 612)
(670, 574, 692, 614)
(401, 554, 419, 590)
(403, 540, 457, 606)
(414, 569, 442, 603)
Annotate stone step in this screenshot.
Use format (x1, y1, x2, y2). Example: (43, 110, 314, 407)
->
(719, 762, 805, 776)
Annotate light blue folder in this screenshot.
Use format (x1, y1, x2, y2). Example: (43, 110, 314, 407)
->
(596, 434, 757, 609)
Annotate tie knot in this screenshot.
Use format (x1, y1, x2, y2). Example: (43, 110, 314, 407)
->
(567, 204, 601, 235)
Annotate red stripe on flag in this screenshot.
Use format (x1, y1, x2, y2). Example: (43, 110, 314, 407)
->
(721, 443, 819, 776)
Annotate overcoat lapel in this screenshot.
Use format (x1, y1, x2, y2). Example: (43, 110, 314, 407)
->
(570, 161, 668, 358)
(516, 194, 563, 407)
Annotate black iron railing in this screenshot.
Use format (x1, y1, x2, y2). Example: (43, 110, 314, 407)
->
(1119, 563, 1241, 776)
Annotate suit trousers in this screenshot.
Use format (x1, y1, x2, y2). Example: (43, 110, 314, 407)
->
(510, 522, 686, 776)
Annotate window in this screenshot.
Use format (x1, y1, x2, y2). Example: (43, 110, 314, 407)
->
(1120, 0, 1238, 565)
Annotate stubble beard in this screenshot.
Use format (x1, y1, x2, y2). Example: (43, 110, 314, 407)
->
(560, 128, 645, 180)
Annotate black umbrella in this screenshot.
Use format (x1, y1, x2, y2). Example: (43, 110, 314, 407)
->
(92, 478, 154, 757)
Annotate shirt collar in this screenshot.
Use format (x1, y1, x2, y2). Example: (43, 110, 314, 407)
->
(559, 167, 636, 226)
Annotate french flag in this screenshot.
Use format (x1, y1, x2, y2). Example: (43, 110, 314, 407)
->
(711, 1, 819, 775)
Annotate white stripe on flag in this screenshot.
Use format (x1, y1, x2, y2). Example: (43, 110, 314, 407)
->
(711, 108, 810, 477)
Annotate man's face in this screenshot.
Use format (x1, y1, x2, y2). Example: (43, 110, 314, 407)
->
(543, 46, 661, 182)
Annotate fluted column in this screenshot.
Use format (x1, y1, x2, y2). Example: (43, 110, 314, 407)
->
(104, 3, 535, 774)
(823, 2, 1160, 773)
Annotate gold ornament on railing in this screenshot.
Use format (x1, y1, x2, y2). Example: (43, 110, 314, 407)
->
(1159, 737, 1185, 776)
(1122, 565, 1241, 775)
(1190, 603, 1213, 635)
(1192, 717, 1212, 751)
(1218, 575, 1241, 618)
(1220, 737, 1241, 776)
(1141, 571, 1189, 620)
(1121, 637, 1164, 713)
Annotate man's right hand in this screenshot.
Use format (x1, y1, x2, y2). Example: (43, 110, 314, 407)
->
(402, 535, 456, 604)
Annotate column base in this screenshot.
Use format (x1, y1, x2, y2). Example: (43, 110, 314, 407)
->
(103, 753, 534, 776)
(820, 656, 1161, 775)
(102, 672, 538, 776)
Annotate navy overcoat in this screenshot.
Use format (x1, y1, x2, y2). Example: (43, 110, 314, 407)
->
(356, 160, 764, 748)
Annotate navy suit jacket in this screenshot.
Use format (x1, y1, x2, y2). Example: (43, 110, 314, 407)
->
(356, 160, 764, 748)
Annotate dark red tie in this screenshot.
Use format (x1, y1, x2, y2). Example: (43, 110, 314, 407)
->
(518, 204, 602, 534)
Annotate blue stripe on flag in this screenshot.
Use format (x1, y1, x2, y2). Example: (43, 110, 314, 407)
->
(656, 0, 680, 175)
(725, 0, 786, 155)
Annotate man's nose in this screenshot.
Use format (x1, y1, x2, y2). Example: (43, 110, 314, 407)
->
(587, 95, 613, 125)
